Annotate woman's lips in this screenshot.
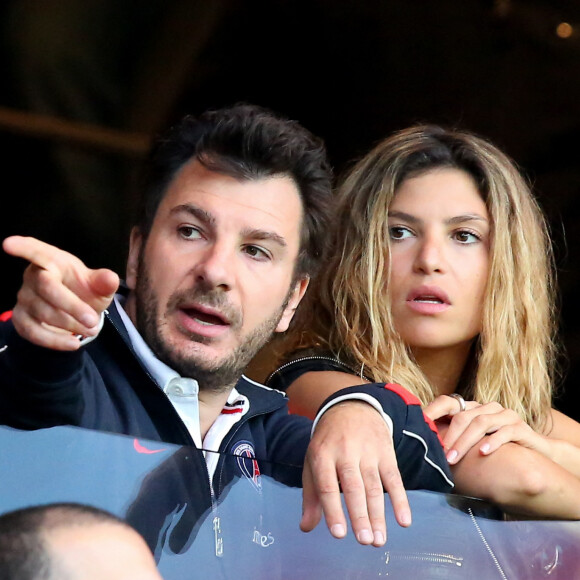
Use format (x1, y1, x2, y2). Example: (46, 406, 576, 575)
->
(406, 286, 451, 314)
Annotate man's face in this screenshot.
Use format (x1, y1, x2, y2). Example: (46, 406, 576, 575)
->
(125, 160, 308, 390)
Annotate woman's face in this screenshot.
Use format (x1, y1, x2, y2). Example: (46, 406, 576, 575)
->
(387, 168, 490, 354)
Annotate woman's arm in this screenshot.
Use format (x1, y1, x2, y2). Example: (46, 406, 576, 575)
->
(431, 400, 580, 514)
(541, 409, 580, 478)
(448, 431, 580, 519)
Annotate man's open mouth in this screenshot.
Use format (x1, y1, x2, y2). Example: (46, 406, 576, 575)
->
(181, 307, 229, 327)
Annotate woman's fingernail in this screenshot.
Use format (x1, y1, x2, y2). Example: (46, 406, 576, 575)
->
(480, 443, 490, 454)
(447, 450, 458, 463)
(331, 524, 346, 538)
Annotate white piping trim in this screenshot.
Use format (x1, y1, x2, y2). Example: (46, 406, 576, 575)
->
(241, 374, 286, 396)
(77, 311, 106, 346)
(402, 429, 454, 488)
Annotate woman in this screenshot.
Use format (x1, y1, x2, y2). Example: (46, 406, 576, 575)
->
(268, 125, 580, 518)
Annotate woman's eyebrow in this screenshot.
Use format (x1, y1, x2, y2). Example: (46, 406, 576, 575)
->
(446, 214, 489, 226)
(388, 210, 489, 226)
(388, 210, 420, 223)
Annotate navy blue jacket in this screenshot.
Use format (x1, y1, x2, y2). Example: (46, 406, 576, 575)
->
(0, 302, 453, 492)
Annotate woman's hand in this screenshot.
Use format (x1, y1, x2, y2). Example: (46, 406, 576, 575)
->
(423, 394, 480, 423)
(425, 396, 554, 465)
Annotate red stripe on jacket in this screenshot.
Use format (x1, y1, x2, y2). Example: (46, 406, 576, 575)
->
(0, 311, 13, 322)
(384, 382, 443, 445)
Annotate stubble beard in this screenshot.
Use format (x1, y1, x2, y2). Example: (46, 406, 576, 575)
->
(133, 264, 289, 393)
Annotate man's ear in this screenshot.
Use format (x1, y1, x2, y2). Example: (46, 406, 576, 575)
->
(275, 276, 310, 333)
(125, 227, 143, 290)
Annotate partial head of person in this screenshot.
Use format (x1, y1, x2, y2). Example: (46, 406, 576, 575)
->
(0, 503, 162, 580)
(292, 125, 555, 430)
(124, 104, 334, 391)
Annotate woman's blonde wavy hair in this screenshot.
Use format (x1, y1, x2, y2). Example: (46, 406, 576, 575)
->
(286, 125, 557, 431)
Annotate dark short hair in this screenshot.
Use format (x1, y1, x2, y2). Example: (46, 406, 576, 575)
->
(0, 503, 134, 580)
(0, 506, 49, 580)
(136, 104, 334, 277)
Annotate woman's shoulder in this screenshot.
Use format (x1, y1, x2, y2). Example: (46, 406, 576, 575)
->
(266, 348, 362, 392)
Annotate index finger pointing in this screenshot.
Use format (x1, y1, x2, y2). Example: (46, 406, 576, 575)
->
(3, 236, 76, 272)
(5, 236, 118, 312)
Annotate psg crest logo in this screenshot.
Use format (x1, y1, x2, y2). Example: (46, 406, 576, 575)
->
(232, 440, 262, 492)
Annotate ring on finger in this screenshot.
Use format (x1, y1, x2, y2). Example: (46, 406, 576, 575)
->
(448, 393, 467, 412)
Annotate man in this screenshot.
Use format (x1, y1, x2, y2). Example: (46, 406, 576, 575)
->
(0, 104, 452, 548)
(0, 503, 163, 580)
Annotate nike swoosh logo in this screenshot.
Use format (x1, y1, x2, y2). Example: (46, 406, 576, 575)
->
(133, 439, 167, 454)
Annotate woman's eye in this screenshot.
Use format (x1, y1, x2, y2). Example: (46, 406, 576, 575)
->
(454, 230, 480, 244)
(389, 226, 413, 240)
(178, 226, 202, 240)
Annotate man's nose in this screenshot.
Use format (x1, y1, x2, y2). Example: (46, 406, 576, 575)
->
(192, 243, 233, 290)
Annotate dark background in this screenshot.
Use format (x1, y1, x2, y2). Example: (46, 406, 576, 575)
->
(1, 0, 579, 417)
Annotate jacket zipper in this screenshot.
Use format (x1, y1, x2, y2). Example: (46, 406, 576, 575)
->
(467, 507, 508, 579)
(211, 485, 223, 557)
(384, 550, 464, 567)
(268, 355, 370, 382)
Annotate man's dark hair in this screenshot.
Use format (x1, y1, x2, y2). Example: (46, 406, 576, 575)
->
(136, 104, 334, 277)
(0, 503, 134, 580)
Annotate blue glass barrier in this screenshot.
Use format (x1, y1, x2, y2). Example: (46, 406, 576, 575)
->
(1, 425, 580, 579)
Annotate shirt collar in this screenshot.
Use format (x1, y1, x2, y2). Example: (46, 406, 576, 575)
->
(114, 295, 179, 390)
